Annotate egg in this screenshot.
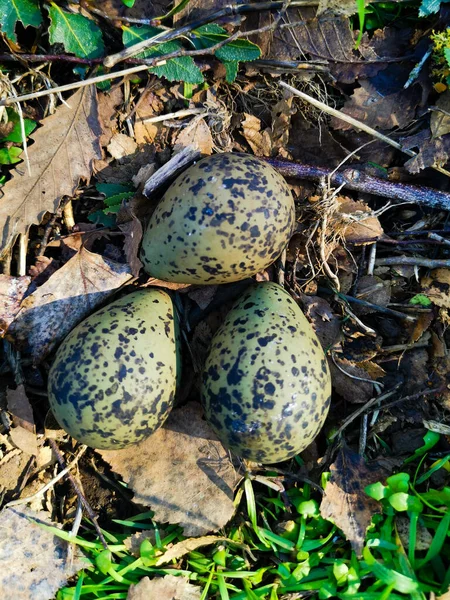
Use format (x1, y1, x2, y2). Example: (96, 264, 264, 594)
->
(48, 289, 179, 449)
(140, 153, 295, 284)
(201, 282, 331, 463)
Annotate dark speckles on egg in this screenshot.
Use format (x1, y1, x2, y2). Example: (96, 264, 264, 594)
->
(201, 282, 332, 464)
(48, 289, 180, 450)
(140, 153, 295, 284)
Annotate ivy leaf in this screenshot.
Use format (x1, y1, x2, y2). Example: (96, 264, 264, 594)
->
(223, 61, 239, 83)
(122, 26, 204, 84)
(48, 4, 105, 59)
(192, 24, 261, 62)
(0, 147, 23, 165)
(0, 0, 42, 43)
(0, 109, 36, 143)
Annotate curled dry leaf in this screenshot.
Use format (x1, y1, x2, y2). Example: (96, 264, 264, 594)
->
(156, 535, 225, 566)
(320, 446, 388, 555)
(0, 86, 102, 257)
(127, 575, 201, 600)
(241, 113, 272, 158)
(300, 294, 341, 350)
(330, 355, 375, 404)
(174, 117, 214, 156)
(0, 275, 30, 336)
(331, 197, 383, 245)
(100, 402, 242, 536)
(7, 248, 132, 363)
(0, 507, 86, 600)
(421, 268, 450, 308)
(107, 133, 138, 160)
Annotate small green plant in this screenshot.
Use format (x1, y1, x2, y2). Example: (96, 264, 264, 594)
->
(88, 183, 135, 228)
(430, 28, 450, 90)
(50, 432, 449, 599)
(0, 108, 36, 165)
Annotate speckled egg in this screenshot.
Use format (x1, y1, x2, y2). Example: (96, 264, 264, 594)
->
(48, 289, 179, 449)
(140, 153, 295, 284)
(201, 282, 332, 464)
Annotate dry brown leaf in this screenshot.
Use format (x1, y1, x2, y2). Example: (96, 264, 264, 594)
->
(332, 79, 421, 131)
(119, 215, 143, 278)
(396, 515, 432, 551)
(0, 86, 102, 257)
(301, 294, 341, 350)
(241, 114, 272, 157)
(0, 275, 30, 336)
(330, 356, 374, 404)
(0, 449, 30, 493)
(156, 535, 225, 566)
(422, 268, 450, 308)
(123, 530, 161, 557)
(356, 360, 386, 380)
(134, 94, 163, 145)
(271, 96, 296, 157)
(431, 91, 450, 139)
(402, 129, 450, 174)
(174, 117, 214, 156)
(333, 197, 383, 245)
(98, 87, 123, 147)
(320, 446, 387, 555)
(100, 402, 241, 536)
(188, 286, 218, 310)
(7, 248, 132, 363)
(317, 0, 363, 16)
(107, 133, 138, 160)
(142, 278, 191, 291)
(0, 507, 86, 600)
(7, 385, 37, 456)
(127, 575, 201, 600)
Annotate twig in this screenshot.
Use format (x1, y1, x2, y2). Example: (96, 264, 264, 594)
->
(278, 81, 450, 179)
(143, 145, 201, 196)
(48, 440, 108, 549)
(375, 256, 450, 268)
(268, 158, 450, 210)
(330, 384, 401, 440)
(5, 445, 87, 508)
(336, 292, 416, 322)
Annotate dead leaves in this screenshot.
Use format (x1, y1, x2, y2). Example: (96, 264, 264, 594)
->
(127, 575, 201, 600)
(320, 446, 387, 555)
(0, 275, 30, 336)
(7, 248, 132, 363)
(0, 507, 86, 600)
(0, 86, 102, 257)
(100, 403, 241, 536)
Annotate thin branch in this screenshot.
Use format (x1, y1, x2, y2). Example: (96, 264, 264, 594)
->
(278, 81, 450, 179)
(375, 256, 450, 268)
(267, 158, 450, 210)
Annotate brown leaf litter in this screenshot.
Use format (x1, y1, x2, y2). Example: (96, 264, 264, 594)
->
(0, 86, 102, 257)
(100, 402, 242, 536)
(127, 574, 201, 600)
(320, 446, 389, 555)
(0, 507, 87, 600)
(6, 248, 132, 363)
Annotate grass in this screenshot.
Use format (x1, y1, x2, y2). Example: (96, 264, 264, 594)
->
(51, 432, 450, 600)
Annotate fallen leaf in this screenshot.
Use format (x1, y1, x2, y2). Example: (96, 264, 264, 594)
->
(127, 575, 201, 600)
(134, 92, 164, 145)
(317, 0, 361, 16)
(356, 360, 386, 381)
(188, 286, 218, 311)
(421, 268, 450, 308)
(354, 275, 391, 315)
(97, 87, 123, 147)
(300, 294, 341, 350)
(174, 117, 214, 156)
(119, 215, 143, 278)
(0, 449, 30, 494)
(320, 446, 387, 555)
(0, 86, 102, 257)
(107, 133, 138, 160)
(241, 113, 272, 157)
(156, 535, 225, 566)
(402, 129, 450, 173)
(332, 78, 421, 131)
(132, 163, 156, 188)
(0, 507, 86, 600)
(396, 515, 432, 551)
(332, 197, 383, 245)
(0, 275, 30, 336)
(271, 95, 296, 157)
(329, 355, 375, 404)
(100, 402, 241, 536)
(7, 248, 132, 363)
(7, 385, 37, 456)
(431, 90, 450, 138)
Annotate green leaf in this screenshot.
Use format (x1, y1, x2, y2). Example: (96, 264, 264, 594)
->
(0, 146, 22, 164)
(223, 60, 238, 83)
(122, 25, 204, 84)
(193, 24, 261, 62)
(156, 0, 191, 22)
(445, 47, 450, 69)
(409, 293, 432, 307)
(48, 4, 105, 59)
(0, 0, 42, 42)
(122, 0, 135, 6)
(87, 209, 116, 228)
(0, 109, 36, 142)
(365, 481, 387, 501)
